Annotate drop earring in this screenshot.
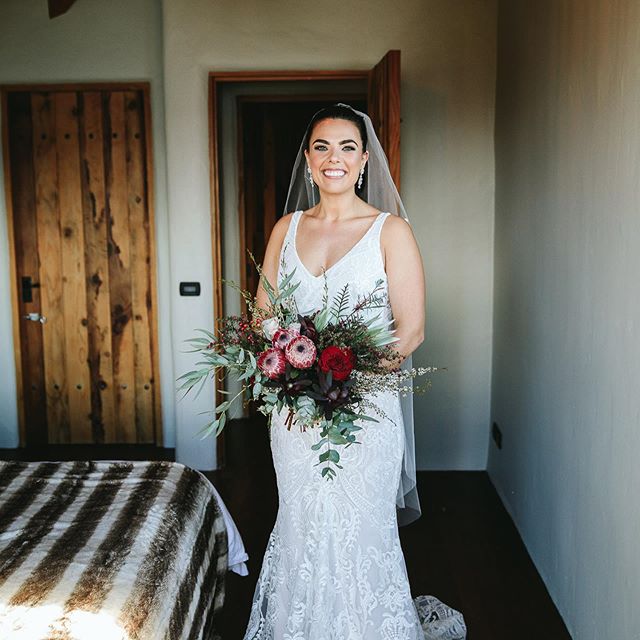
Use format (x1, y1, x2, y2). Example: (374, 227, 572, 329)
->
(357, 166, 365, 190)
(307, 164, 315, 187)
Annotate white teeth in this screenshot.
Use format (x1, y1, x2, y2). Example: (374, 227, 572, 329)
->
(323, 170, 346, 177)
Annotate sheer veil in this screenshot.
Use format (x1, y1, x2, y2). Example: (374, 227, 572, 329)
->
(283, 103, 421, 526)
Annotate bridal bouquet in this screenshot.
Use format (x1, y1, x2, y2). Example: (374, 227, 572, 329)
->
(178, 257, 440, 478)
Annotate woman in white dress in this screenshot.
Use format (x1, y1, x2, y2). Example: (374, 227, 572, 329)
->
(245, 104, 465, 640)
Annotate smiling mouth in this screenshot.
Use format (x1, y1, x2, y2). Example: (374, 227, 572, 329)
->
(322, 169, 346, 178)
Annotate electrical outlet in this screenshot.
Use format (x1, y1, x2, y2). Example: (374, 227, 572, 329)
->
(492, 422, 502, 449)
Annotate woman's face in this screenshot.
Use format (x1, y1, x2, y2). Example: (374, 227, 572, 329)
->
(304, 118, 368, 196)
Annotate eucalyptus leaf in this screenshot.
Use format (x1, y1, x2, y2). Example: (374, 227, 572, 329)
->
(237, 369, 254, 382)
(198, 418, 218, 439)
(215, 412, 227, 436)
(215, 401, 230, 414)
(356, 414, 379, 422)
(311, 438, 327, 451)
(328, 433, 349, 445)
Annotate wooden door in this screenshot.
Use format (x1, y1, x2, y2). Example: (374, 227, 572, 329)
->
(3, 86, 161, 446)
(368, 50, 401, 189)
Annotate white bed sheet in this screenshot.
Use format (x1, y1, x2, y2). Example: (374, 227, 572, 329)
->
(207, 483, 249, 576)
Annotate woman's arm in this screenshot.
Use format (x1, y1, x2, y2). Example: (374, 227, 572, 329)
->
(380, 215, 426, 369)
(254, 213, 293, 315)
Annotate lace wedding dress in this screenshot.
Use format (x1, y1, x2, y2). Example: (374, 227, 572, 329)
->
(243, 210, 466, 640)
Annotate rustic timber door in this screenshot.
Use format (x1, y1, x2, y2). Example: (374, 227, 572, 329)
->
(3, 85, 161, 446)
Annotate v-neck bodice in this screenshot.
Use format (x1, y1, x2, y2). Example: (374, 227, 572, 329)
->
(292, 210, 388, 279)
(278, 210, 393, 321)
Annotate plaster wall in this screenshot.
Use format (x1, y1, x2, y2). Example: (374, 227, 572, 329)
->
(490, 2, 640, 636)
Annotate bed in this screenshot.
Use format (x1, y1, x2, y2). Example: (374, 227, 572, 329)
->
(0, 459, 246, 640)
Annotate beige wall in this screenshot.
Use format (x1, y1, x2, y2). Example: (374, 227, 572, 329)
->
(491, 1, 640, 637)
(163, 0, 498, 470)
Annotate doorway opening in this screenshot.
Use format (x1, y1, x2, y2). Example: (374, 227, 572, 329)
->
(209, 52, 400, 466)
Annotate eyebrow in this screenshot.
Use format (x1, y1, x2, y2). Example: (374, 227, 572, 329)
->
(312, 138, 359, 146)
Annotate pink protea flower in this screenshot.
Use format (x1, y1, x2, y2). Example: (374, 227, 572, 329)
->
(257, 348, 286, 379)
(272, 328, 297, 350)
(285, 335, 317, 369)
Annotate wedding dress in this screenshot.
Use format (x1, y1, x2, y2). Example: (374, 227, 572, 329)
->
(243, 210, 467, 640)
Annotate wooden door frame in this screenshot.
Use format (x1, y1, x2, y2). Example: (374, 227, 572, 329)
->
(208, 56, 400, 466)
(1, 81, 163, 447)
(209, 71, 369, 467)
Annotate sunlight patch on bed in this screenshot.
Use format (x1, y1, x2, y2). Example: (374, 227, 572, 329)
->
(0, 603, 127, 639)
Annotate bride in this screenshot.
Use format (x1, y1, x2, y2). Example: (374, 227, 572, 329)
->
(245, 104, 466, 639)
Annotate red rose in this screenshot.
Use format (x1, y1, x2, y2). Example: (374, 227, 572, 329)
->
(318, 346, 356, 381)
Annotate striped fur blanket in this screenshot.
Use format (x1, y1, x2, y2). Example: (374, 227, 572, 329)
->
(0, 460, 227, 640)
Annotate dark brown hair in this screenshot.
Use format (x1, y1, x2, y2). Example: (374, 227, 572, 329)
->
(304, 104, 368, 152)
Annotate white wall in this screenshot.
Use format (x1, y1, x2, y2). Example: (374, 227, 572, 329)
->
(0, 0, 176, 448)
(490, 1, 640, 637)
(162, 0, 497, 470)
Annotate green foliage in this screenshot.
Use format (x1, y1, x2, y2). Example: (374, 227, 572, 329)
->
(330, 284, 351, 321)
(178, 250, 438, 480)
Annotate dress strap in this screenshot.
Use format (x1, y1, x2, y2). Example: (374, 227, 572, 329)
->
(375, 211, 392, 228)
(278, 211, 302, 283)
(365, 211, 392, 272)
(280, 210, 302, 261)
(369, 211, 392, 244)
(289, 210, 304, 245)
(285, 210, 302, 240)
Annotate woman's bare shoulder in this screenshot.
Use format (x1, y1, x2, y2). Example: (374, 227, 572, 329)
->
(270, 211, 296, 240)
(280, 210, 297, 226)
(381, 213, 413, 241)
(380, 214, 418, 261)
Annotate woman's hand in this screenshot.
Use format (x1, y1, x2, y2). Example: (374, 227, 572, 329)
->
(377, 351, 405, 372)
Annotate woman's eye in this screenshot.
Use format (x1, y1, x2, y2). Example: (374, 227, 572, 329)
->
(312, 145, 356, 152)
